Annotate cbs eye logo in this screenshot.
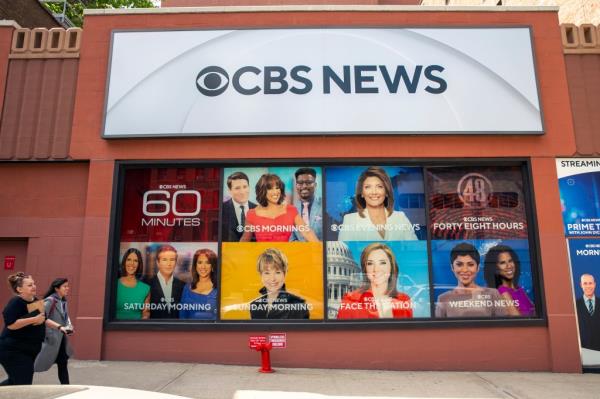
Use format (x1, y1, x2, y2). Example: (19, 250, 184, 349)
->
(195, 66, 229, 97)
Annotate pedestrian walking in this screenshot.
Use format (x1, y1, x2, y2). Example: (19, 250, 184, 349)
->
(0, 272, 65, 385)
(34, 277, 74, 384)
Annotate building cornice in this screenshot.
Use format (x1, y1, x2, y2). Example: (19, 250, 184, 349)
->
(84, 5, 560, 16)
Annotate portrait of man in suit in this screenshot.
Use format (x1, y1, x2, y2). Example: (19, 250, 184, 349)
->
(146, 245, 185, 319)
(222, 171, 257, 242)
(292, 167, 322, 241)
(576, 273, 600, 351)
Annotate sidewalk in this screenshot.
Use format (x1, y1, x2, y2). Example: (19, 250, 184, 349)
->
(1, 360, 598, 399)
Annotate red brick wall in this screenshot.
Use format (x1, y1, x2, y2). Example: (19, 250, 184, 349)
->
(0, 162, 89, 340)
(565, 54, 600, 155)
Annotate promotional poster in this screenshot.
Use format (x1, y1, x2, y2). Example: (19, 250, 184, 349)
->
(116, 242, 219, 320)
(431, 239, 535, 318)
(325, 166, 425, 241)
(556, 159, 600, 368)
(556, 158, 600, 237)
(326, 240, 430, 319)
(427, 166, 528, 240)
(220, 242, 324, 320)
(115, 167, 220, 321)
(120, 167, 221, 242)
(221, 166, 323, 242)
(568, 239, 600, 366)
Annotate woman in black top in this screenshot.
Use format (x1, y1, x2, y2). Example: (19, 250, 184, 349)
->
(0, 272, 68, 385)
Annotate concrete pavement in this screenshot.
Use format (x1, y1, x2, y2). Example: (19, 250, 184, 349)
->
(0, 360, 598, 399)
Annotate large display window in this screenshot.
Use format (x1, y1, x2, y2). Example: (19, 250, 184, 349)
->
(106, 161, 543, 327)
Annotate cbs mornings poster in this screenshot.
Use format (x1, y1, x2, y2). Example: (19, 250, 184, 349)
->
(114, 167, 220, 321)
(557, 159, 600, 368)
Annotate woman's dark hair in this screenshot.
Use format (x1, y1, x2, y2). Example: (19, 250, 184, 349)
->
(191, 248, 217, 290)
(255, 174, 285, 207)
(483, 245, 521, 288)
(120, 248, 144, 279)
(355, 166, 394, 218)
(450, 242, 480, 265)
(359, 242, 399, 297)
(43, 277, 69, 299)
(7, 271, 31, 294)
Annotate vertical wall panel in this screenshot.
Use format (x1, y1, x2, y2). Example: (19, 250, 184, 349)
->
(52, 59, 78, 159)
(33, 60, 60, 159)
(565, 54, 600, 155)
(0, 58, 79, 160)
(15, 59, 43, 159)
(0, 60, 25, 159)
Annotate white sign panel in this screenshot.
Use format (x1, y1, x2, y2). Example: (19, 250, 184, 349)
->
(103, 28, 543, 137)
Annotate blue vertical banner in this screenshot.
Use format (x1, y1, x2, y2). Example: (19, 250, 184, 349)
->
(557, 158, 600, 367)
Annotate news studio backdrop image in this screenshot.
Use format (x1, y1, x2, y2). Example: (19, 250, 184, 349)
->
(109, 163, 541, 324)
(114, 167, 220, 321)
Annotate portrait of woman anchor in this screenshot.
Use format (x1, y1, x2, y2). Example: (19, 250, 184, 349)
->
(241, 173, 319, 242)
(249, 248, 310, 319)
(338, 166, 417, 241)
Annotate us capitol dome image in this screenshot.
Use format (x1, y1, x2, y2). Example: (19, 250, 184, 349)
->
(326, 241, 363, 318)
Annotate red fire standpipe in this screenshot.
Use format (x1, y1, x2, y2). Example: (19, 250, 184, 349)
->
(255, 342, 274, 373)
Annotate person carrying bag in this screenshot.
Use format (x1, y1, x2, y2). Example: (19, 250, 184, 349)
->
(0, 272, 47, 385)
(34, 278, 74, 384)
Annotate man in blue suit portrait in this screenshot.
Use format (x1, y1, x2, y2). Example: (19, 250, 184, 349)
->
(576, 273, 600, 351)
(292, 167, 322, 241)
(222, 171, 257, 242)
